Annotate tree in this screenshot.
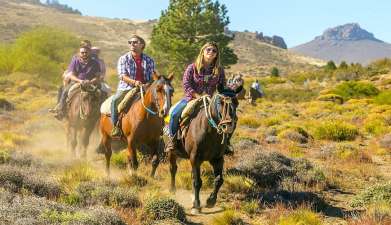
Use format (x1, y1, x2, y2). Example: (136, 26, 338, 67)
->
(271, 67, 279, 77)
(325, 60, 337, 71)
(339, 61, 348, 69)
(148, 0, 237, 77)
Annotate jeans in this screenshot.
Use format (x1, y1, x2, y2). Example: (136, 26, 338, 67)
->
(111, 90, 128, 126)
(168, 98, 188, 137)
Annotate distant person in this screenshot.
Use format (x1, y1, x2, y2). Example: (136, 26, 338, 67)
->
(251, 79, 263, 95)
(110, 35, 156, 137)
(49, 40, 102, 120)
(91, 46, 111, 95)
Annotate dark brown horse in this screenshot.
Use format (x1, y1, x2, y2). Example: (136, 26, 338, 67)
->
(168, 89, 240, 214)
(66, 83, 103, 158)
(98, 73, 173, 177)
(247, 87, 263, 104)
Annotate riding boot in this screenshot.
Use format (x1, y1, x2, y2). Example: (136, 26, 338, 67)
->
(165, 135, 177, 153)
(53, 89, 68, 120)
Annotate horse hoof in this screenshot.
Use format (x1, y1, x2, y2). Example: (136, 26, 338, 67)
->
(206, 197, 216, 208)
(191, 207, 201, 215)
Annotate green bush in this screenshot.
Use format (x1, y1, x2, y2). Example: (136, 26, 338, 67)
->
(265, 88, 318, 102)
(0, 26, 79, 84)
(331, 81, 379, 100)
(374, 91, 391, 105)
(314, 121, 359, 141)
(144, 197, 186, 222)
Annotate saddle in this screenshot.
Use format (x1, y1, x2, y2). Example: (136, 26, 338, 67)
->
(176, 97, 207, 140)
(100, 87, 141, 116)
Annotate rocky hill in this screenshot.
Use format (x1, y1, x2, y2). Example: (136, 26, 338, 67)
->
(0, 0, 324, 75)
(291, 23, 391, 65)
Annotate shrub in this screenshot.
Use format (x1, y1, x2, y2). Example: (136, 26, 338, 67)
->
(238, 116, 262, 128)
(0, 26, 79, 84)
(331, 81, 379, 100)
(241, 200, 260, 215)
(0, 189, 126, 225)
(317, 94, 344, 104)
(63, 181, 140, 209)
(374, 91, 391, 105)
(314, 121, 359, 141)
(143, 197, 186, 222)
(0, 165, 62, 198)
(351, 182, 391, 208)
(278, 209, 322, 225)
(111, 150, 127, 169)
(265, 88, 318, 103)
(59, 163, 98, 191)
(211, 210, 246, 225)
(224, 175, 256, 193)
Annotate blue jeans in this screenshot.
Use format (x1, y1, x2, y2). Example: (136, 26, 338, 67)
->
(168, 98, 188, 137)
(111, 90, 128, 126)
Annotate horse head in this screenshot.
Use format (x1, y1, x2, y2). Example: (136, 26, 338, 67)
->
(211, 87, 241, 134)
(148, 72, 174, 118)
(79, 83, 102, 120)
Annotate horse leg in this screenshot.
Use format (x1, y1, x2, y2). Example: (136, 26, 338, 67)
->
(126, 140, 138, 175)
(68, 126, 77, 158)
(149, 139, 161, 178)
(206, 157, 224, 208)
(80, 126, 94, 159)
(169, 151, 177, 193)
(102, 134, 112, 177)
(191, 161, 202, 214)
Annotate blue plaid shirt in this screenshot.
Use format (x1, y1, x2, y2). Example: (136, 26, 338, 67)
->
(116, 52, 155, 91)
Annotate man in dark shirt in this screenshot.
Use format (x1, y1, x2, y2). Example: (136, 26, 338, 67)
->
(51, 41, 101, 120)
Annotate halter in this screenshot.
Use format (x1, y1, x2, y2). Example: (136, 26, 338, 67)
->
(140, 85, 159, 116)
(79, 84, 98, 120)
(202, 93, 235, 144)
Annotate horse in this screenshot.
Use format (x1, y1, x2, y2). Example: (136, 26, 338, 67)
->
(65, 83, 103, 158)
(98, 73, 174, 177)
(248, 87, 263, 104)
(168, 88, 241, 214)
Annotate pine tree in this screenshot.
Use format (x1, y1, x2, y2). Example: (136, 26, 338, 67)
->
(271, 67, 279, 77)
(148, 0, 237, 77)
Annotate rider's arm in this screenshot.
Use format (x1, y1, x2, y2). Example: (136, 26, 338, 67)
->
(68, 73, 83, 83)
(183, 64, 200, 99)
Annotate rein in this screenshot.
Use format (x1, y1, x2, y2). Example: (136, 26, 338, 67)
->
(202, 94, 234, 144)
(140, 85, 163, 117)
(79, 84, 98, 120)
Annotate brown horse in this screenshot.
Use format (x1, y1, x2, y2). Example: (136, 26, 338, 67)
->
(168, 88, 240, 214)
(98, 73, 174, 177)
(66, 83, 103, 158)
(247, 87, 263, 104)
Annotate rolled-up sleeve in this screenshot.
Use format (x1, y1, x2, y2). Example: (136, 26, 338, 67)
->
(117, 55, 127, 80)
(183, 64, 196, 100)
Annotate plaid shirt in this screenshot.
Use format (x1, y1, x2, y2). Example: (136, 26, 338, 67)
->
(183, 63, 225, 101)
(117, 52, 155, 91)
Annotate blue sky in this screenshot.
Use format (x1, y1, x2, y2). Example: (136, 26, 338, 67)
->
(49, 0, 391, 47)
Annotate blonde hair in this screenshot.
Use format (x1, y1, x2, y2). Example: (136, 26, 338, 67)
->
(194, 42, 221, 76)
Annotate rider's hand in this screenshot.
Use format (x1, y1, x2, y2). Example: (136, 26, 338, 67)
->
(134, 80, 142, 87)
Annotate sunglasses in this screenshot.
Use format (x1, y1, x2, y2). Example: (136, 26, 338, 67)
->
(128, 40, 140, 45)
(205, 47, 217, 53)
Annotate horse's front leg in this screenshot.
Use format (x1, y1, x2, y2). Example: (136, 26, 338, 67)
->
(206, 157, 224, 208)
(80, 125, 94, 159)
(126, 138, 139, 175)
(149, 139, 162, 178)
(67, 124, 77, 158)
(191, 160, 202, 214)
(169, 151, 177, 193)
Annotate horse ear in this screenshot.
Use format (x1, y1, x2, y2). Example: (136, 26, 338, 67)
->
(167, 73, 174, 81)
(152, 71, 159, 80)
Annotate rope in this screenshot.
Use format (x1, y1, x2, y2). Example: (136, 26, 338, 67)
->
(140, 86, 158, 116)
